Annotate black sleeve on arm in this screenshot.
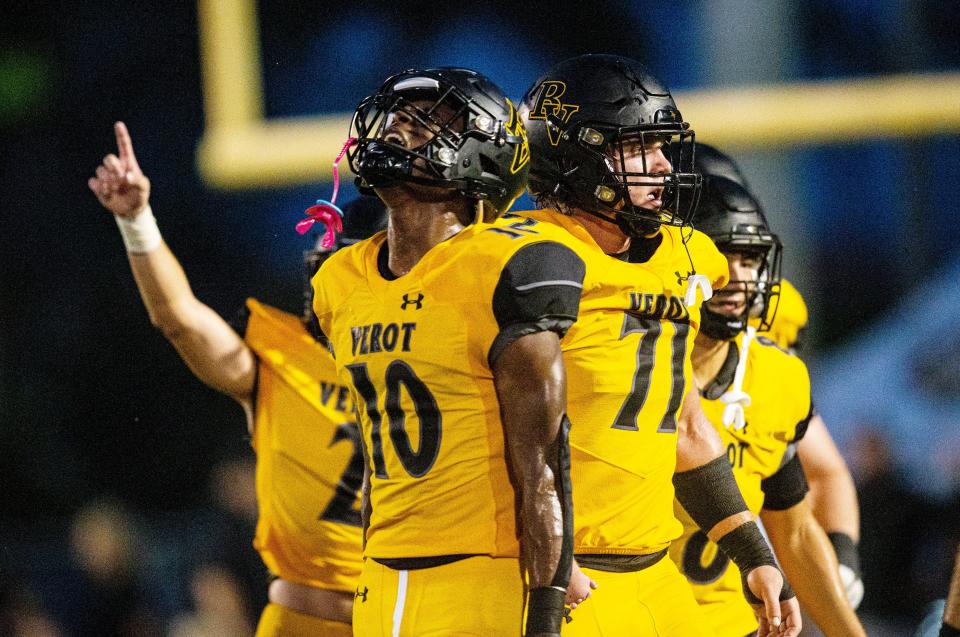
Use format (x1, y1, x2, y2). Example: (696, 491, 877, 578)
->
(488, 242, 585, 367)
(760, 452, 809, 511)
(673, 456, 750, 532)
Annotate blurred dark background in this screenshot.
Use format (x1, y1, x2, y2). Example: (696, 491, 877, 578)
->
(2, 1, 959, 634)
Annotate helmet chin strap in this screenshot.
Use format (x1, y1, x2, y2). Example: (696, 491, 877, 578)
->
(570, 197, 663, 240)
(357, 140, 488, 204)
(615, 214, 661, 239)
(699, 305, 746, 341)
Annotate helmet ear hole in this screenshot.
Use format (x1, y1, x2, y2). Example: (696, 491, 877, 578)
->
(479, 153, 500, 179)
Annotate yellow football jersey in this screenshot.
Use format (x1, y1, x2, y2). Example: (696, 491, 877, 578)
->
(312, 217, 598, 560)
(244, 299, 362, 592)
(669, 330, 812, 636)
(750, 278, 808, 350)
(518, 209, 729, 556)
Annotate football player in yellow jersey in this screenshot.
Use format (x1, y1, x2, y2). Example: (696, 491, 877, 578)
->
(699, 143, 865, 612)
(313, 68, 578, 637)
(759, 277, 864, 610)
(755, 279, 807, 353)
(519, 54, 800, 636)
(670, 168, 866, 636)
(88, 123, 387, 636)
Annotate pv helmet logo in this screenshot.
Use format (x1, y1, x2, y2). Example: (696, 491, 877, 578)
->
(528, 81, 580, 146)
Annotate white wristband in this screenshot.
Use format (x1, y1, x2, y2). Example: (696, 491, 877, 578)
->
(115, 204, 162, 254)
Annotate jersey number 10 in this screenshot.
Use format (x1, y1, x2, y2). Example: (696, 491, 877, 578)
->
(346, 361, 442, 479)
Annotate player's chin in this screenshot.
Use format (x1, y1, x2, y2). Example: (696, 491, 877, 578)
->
(377, 179, 458, 205)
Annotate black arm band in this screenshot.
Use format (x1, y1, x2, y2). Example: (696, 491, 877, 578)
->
(941, 624, 960, 637)
(760, 453, 809, 511)
(525, 587, 565, 635)
(489, 318, 574, 367)
(827, 532, 861, 576)
(717, 521, 795, 603)
(673, 456, 749, 532)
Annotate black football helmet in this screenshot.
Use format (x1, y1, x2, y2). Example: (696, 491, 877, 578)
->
(691, 142, 749, 189)
(303, 196, 389, 340)
(520, 54, 700, 237)
(695, 175, 782, 340)
(348, 68, 530, 216)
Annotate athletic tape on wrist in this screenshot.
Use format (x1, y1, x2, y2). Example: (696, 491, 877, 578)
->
(740, 574, 795, 605)
(716, 521, 795, 603)
(674, 455, 750, 532)
(115, 205, 162, 254)
(525, 586, 565, 635)
(827, 531, 861, 575)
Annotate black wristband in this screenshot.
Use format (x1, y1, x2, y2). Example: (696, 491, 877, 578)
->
(716, 521, 795, 604)
(717, 521, 775, 573)
(739, 569, 796, 605)
(526, 587, 565, 635)
(778, 577, 796, 601)
(941, 623, 960, 637)
(827, 531, 861, 577)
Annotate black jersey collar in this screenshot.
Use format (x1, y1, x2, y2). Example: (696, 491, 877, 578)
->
(700, 341, 739, 400)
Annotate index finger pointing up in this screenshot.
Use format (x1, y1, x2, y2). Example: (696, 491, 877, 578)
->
(114, 121, 140, 170)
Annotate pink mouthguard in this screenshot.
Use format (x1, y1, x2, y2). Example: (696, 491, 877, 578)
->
(295, 136, 358, 248)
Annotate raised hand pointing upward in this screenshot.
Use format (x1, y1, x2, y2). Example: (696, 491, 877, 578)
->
(88, 121, 150, 218)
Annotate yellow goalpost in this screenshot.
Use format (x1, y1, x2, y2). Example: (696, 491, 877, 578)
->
(196, 0, 960, 189)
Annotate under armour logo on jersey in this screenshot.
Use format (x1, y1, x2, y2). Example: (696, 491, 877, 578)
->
(355, 586, 368, 603)
(401, 293, 424, 310)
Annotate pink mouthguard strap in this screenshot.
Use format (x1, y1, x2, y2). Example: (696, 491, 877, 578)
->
(295, 136, 358, 248)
